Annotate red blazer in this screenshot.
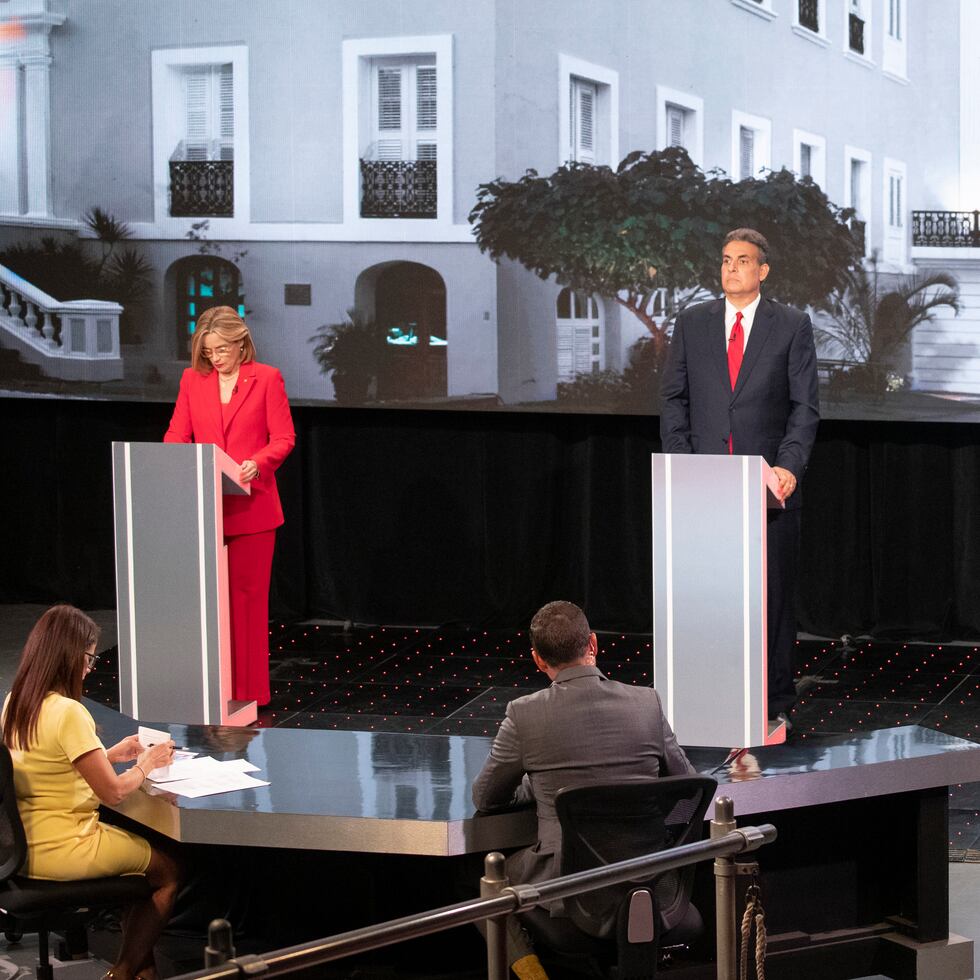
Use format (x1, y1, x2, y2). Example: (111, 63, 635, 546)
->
(164, 361, 296, 536)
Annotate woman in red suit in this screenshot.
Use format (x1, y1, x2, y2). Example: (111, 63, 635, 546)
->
(164, 306, 295, 706)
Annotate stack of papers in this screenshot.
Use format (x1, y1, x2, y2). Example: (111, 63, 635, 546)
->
(137, 726, 270, 798)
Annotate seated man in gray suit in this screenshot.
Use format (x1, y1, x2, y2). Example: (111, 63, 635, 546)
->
(473, 600, 694, 979)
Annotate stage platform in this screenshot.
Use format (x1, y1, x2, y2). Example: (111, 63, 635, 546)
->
(5, 615, 980, 975)
(77, 624, 980, 857)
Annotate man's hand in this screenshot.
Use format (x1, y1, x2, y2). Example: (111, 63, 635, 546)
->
(772, 466, 797, 501)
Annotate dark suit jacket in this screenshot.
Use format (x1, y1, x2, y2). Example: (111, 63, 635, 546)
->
(472, 666, 694, 889)
(659, 297, 819, 507)
(164, 361, 296, 536)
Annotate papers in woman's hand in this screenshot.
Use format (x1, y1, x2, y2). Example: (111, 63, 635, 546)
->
(138, 725, 172, 747)
(145, 755, 269, 798)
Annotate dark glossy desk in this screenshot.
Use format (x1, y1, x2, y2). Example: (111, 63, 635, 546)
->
(92, 699, 980, 853)
(91, 702, 979, 978)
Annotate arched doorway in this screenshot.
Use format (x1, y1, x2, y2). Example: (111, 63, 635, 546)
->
(556, 288, 604, 380)
(172, 256, 244, 357)
(372, 262, 447, 400)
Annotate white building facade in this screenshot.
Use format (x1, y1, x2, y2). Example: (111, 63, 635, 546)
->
(0, 0, 970, 404)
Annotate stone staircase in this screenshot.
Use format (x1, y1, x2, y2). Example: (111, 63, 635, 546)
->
(0, 263, 124, 383)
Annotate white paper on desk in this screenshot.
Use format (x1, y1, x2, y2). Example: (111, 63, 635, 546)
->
(218, 758, 260, 774)
(138, 725, 171, 748)
(164, 770, 270, 799)
(148, 756, 260, 783)
(148, 755, 223, 783)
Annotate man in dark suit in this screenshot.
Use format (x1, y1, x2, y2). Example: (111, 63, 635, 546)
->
(660, 228, 820, 725)
(473, 601, 693, 978)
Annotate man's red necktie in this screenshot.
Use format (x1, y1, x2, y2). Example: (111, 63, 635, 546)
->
(727, 311, 743, 454)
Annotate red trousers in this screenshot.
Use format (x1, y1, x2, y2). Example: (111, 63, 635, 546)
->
(226, 529, 276, 704)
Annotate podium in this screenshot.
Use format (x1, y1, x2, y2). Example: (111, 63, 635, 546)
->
(651, 453, 785, 748)
(112, 442, 256, 726)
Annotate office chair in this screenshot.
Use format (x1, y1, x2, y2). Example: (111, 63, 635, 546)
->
(523, 774, 717, 979)
(0, 743, 151, 980)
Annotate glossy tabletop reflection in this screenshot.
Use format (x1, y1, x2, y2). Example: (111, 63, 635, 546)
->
(81, 628, 980, 856)
(90, 694, 980, 857)
(89, 699, 532, 855)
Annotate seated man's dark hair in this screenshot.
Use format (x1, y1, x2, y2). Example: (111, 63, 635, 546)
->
(529, 601, 591, 667)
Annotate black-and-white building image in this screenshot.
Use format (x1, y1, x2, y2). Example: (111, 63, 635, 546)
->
(1, 0, 979, 420)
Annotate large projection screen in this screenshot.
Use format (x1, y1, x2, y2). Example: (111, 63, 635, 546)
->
(1, 1, 978, 424)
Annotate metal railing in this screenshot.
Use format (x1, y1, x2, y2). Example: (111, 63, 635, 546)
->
(912, 210, 980, 247)
(172, 797, 775, 980)
(170, 141, 234, 217)
(360, 158, 437, 218)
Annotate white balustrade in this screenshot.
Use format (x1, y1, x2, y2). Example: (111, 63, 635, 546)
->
(0, 262, 123, 380)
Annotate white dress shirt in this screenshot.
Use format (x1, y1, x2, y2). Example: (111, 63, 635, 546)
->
(724, 293, 762, 351)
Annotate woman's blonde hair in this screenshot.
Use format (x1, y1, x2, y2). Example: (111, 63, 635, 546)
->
(189, 306, 257, 374)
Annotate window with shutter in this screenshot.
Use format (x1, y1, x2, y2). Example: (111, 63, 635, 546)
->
(555, 288, 603, 381)
(850, 158, 864, 216)
(377, 68, 402, 130)
(184, 71, 208, 160)
(739, 126, 754, 180)
(370, 59, 437, 162)
(889, 173, 903, 228)
(416, 67, 437, 130)
(666, 105, 685, 149)
(800, 143, 812, 179)
(182, 64, 233, 162)
(570, 78, 597, 164)
(888, 0, 901, 38)
(218, 66, 233, 159)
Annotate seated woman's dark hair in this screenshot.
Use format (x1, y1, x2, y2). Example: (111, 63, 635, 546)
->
(3, 605, 98, 751)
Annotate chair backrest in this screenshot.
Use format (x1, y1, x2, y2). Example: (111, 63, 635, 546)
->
(0, 742, 29, 884)
(554, 774, 718, 939)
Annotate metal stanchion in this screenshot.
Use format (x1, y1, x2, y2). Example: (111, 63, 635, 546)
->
(480, 852, 510, 980)
(712, 796, 738, 980)
(204, 919, 236, 968)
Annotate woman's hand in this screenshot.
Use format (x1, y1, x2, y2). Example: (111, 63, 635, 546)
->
(106, 734, 142, 764)
(137, 739, 175, 776)
(240, 459, 260, 483)
(76, 736, 174, 806)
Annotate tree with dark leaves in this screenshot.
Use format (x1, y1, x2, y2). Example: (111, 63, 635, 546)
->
(469, 148, 861, 357)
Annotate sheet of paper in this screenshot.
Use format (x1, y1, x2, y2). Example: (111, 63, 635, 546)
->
(148, 755, 223, 783)
(138, 725, 171, 747)
(163, 770, 270, 799)
(147, 755, 260, 783)
(218, 758, 260, 774)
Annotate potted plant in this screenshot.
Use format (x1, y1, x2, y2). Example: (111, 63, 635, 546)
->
(310, 309, 388, 404)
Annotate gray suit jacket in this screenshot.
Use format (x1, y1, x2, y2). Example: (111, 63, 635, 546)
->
(472, 666, 694, 890)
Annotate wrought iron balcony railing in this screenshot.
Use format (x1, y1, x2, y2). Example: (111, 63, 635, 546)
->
(360, 159, 437, 219)
(799, 0, 819, 32)
(849, 13, 865, 53)
(169, 141, 234, 218)
(912, 210, 980, 247)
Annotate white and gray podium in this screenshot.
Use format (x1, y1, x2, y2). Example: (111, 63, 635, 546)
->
(112, 442, 256, 727)
(652, 453, 785, 748)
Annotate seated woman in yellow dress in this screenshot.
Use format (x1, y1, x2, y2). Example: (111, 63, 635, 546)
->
(2, 605, 180, 980)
